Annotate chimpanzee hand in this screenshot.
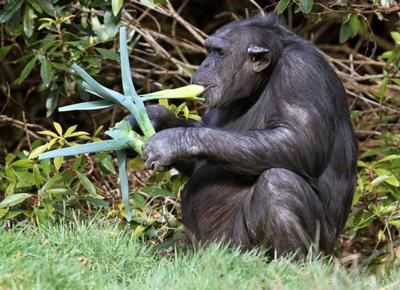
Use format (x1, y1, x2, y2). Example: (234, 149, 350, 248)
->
(126, 105, 177, 133)
(142, 128, 186, 171)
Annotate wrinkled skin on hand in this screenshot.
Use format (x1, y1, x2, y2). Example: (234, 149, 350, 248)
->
(142, 128, 185, 171)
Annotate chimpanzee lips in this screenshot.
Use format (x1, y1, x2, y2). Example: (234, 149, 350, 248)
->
(202, 85, 215, 103)
(202, 84, 216, 97)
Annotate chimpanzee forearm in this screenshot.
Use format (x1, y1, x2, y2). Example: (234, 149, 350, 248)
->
(173, 127, 328, 177)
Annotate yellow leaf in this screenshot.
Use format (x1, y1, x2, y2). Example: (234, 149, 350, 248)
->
(67, 131, 90, 138)
(378, 229, 386, 242)
(53, 156, 64, 171)
(159, 99, 169, 107)
(183, 105, 189, 119)
(79, 135, 92, 141)
(28, 144, 49, 159)
(132, 225, 145, 239)
(64, 125, 78, 137)
(53, 122, 63, 136)
(39, 17, 55, 23)
(47, 138, 57, 150)
(38, 130, 58, 138)
(188, 114, 201, 121)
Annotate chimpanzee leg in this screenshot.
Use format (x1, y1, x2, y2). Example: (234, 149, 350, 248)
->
(233, 168, 334, 257)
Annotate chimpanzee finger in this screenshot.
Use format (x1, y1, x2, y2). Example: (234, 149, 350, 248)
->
(154, 163, 166, 172)
(144, 154, 157, 170)
(141, 142, 151, 162)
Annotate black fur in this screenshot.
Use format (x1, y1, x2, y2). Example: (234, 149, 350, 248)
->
(137, 14, 358, 257)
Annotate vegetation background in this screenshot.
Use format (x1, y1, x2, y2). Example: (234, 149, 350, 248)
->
(0, 0, 400, 286)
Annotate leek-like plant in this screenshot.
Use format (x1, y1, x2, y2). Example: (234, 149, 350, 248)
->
(38, 26, 204, 221)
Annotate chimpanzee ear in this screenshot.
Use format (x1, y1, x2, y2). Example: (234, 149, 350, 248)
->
(247, 45, 271, 72)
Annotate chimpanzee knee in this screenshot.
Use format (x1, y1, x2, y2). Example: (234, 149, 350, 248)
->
(240, 168, 334, 257)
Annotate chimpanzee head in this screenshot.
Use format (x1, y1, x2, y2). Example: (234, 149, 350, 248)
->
(192, 15, 286, 108)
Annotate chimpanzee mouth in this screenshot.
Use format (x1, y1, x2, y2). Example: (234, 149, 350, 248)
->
(202, 85, 223, 108)
(202, 84, 216, 96)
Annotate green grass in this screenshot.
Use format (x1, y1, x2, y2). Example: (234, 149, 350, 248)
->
(0, 220, 399, 290)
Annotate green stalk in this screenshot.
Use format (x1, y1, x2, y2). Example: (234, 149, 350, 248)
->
(119, 27, 155, 138)
(116, 150, 132, 221)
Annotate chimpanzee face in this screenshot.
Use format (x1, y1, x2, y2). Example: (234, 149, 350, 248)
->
(192, 25, 272, 108)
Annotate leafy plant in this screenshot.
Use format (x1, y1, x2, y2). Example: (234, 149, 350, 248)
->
(0, 133, 111, 224)
(36, 27, 203, 221)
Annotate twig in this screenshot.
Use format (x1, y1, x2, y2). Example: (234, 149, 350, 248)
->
(248, 0, 265, 15)
(0, 114, 46, 140)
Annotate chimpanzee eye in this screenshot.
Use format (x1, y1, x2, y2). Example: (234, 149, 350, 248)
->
(206, 46, 224, 57)
(215, 48, 224, 56)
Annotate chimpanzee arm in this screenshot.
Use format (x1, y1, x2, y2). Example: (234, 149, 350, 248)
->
(142, 107, 334, 178)
(127, 105, 203, 175)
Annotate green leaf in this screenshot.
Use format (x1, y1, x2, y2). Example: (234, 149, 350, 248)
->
(375, 154, 400, 164)
(0, 45, 13, 61)
(393, 78, 400, 86)
(46, 90, 59, 117)
(390, 31, 400, 45)
(119, 27, 140, 101)
(139, 0, 155, 8)
(96, 153, 116, 174)
(385, 175, 399, 187)
(33, 165, 41, 189)
(339, 21, 352, 44)
(349, 14, 361, 37)
(15, 57, 38, 85)
(375, 168, 399, 187)
(95, 48, 120, 61)
(76, 171, 96, 195)
(299, 0, 313, 13)
(117, 150, 132, 221)
(72, 64, 124, 103)
(389, 220, 400, 227)
(0, 193, 32, 208)
(112, 0, 124, 16)
(119, 27, 154, 137)
(371, 175, 389, 186)
(0, 0, 23, 23)
(23, 5, 35, 38)
(275, 0, 290, 15)
(28, 0, 42, 13)
(59, 100, 114, 112)
(378, 77, 389, 100)
(38, 138, 132, 160)
(40, 58, 52, 87)
(16, 173, 34, 188)
(133, 192, 146, 208)
(379, 51, 393, 60)
(141, 187, 174, 197)
(37, 0, 55, 15)
(0, 208, 9, 219)
(40, 175, 62, 193)
(11, 159, 33, 168)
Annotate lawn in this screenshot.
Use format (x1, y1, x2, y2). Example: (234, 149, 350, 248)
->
(0, 220, 398, 290)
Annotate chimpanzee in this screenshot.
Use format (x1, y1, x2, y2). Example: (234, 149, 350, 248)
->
(129, 14, 358, 257)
